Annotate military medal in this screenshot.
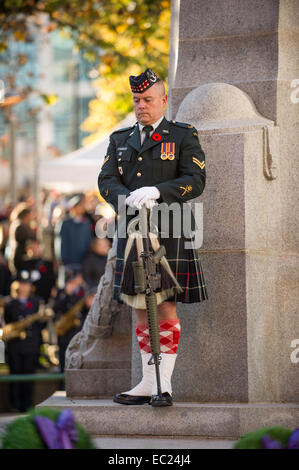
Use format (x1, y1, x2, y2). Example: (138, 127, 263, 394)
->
(160, 142, 175, 160)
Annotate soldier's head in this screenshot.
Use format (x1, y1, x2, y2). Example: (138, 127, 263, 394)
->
(11, 270, 34, 299)
(17, 207, 32, 225)
(67, 193, 86, 217)
(17, 279, 32, 299)
(65, 268, 83, 293)
(129, 68, 167, 126)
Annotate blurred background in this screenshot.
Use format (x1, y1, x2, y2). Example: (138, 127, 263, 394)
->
(0, 0, 170, 415)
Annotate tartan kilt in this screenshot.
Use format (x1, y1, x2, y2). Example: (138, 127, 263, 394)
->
(113, 231, 208, 305)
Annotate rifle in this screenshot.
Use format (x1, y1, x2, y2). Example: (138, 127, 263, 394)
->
(132, 205, 166, 399)
(120, 205, 183, 400)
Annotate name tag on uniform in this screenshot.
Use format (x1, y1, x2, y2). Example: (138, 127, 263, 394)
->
(160, 142, 175, 160)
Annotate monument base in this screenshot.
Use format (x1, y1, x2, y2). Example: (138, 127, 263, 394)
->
(66, 368, 131, 398)
(36, 392, 299, 439)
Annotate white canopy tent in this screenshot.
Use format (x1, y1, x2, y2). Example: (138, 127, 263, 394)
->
(39, 112, 136, 193)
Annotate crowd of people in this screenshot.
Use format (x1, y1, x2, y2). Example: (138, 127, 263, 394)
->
(0, 190, 112, 412)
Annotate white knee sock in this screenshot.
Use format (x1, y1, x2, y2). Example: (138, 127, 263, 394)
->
(152, 352, 177, 395)
(121, 352, 155, 396)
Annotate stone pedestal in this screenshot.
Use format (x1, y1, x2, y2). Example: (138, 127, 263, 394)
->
(66, 309, 132, 398)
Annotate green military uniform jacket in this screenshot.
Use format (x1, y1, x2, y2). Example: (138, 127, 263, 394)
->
(98, 115, 208, 305)
(98, 115, 206, 236)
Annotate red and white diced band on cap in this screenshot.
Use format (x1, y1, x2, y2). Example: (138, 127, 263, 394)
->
(129, 68, 161, 93)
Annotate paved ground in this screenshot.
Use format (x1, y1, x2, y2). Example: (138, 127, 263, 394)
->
(0, 413, 237, 449)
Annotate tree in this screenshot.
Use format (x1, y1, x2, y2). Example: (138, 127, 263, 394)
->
(0, 0, 170, 141)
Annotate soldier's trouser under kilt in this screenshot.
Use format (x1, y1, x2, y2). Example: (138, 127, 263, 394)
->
(7, 351, 38, 412)
(113, 232, 208, 305)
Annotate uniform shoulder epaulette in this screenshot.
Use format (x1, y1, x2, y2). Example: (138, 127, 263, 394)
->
(111, 124, 135, 135)
(171, 120, 195, 129)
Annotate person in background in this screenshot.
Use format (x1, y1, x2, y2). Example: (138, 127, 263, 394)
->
(59, 194, 93, 271)
(82, 237, 110, 289)
(84, 192, 99, 238)
(11, 208, 36, 272)
(4, 271, 43, 412)
(22, 239, 56, 304)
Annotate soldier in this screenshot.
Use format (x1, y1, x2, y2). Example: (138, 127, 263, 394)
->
(98, 68, 208, 406)
(4, 270, 43, 412)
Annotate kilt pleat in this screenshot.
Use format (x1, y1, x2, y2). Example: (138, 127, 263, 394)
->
(113, 232, 208, 305)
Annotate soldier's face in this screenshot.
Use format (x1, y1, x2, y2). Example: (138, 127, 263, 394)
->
(132, 83, 167, 125)
(18, 282, 31, 298)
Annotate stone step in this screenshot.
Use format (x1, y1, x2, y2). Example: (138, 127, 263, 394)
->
(36, 392, 299, 439)
(0, 413, 236, 449)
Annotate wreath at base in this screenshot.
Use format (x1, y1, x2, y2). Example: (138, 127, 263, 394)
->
(1, 407, 96, 449)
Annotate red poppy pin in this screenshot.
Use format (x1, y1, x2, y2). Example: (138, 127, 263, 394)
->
(77, 289, 84, 297)
(26, 301, 33, 309)
(152, 133, 162, 141)
(39, 265, 47, 273)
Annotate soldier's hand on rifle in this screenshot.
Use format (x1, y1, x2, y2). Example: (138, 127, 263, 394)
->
(125, 186, 160, 209)
(144, 199, 157, 209)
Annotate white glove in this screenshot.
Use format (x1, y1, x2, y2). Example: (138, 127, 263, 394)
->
(144, 198, 158, 209)
(125, 186, 160, 209)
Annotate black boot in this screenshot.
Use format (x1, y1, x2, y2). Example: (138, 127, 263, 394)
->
(151, 392, 173, 407)
(113, 393, 151, 405)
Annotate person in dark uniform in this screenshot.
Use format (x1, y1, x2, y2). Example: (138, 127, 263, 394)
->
(82, 237, 110, 288)
(21, 239, 56, 303)
(53, 271, 87, 376)
(4, 271, 43, 412)
(98, 68, 208, 407)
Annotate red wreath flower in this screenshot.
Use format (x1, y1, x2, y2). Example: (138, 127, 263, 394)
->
(39, 265, 47, 273)
(152, 133, 162, 141)
(26, 301, 33, 309)
(77, 289, 84, 297)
